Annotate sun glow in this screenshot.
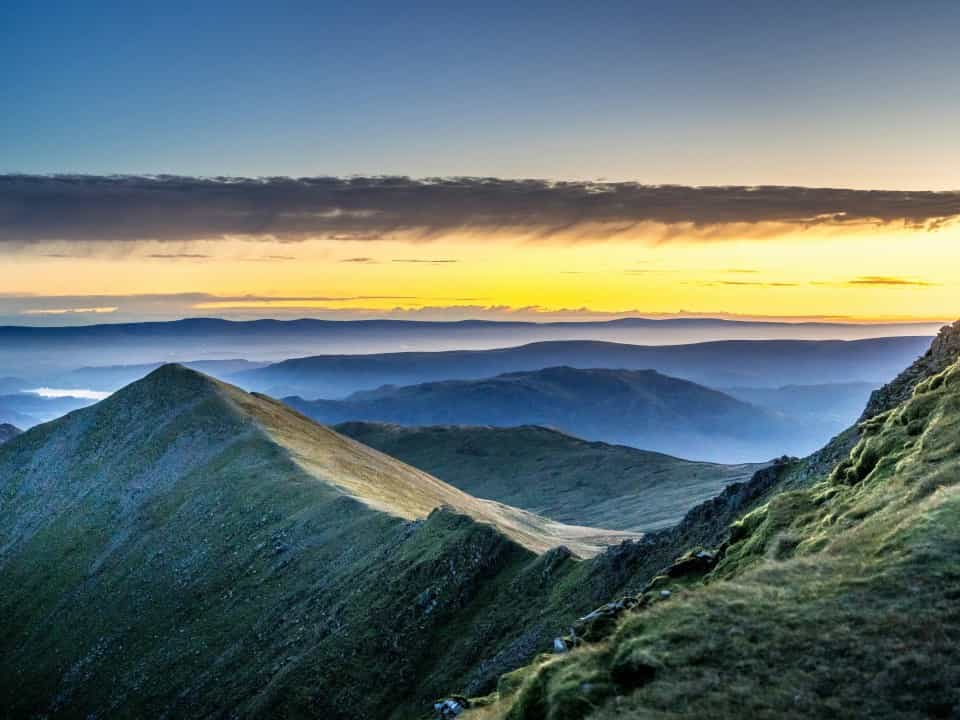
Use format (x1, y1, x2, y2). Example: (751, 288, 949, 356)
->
(2, 220, 957, 323)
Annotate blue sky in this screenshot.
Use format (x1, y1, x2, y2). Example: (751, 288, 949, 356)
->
(3, 0, 959, 188)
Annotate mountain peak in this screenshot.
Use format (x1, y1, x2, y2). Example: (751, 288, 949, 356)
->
(13, 366, 631, 557)
(139, 362, 222, 389)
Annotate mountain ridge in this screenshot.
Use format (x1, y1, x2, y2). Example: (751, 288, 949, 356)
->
(234, 336, 931, 400)
(0, 364, 659, 719)
(335, 422, 764, 531)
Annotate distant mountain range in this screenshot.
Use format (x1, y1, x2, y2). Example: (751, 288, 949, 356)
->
(336, 422, 764, 531)
(287, 366, 797, 462)
(236, 337, 929, 399)
(0, 316, 937, 379)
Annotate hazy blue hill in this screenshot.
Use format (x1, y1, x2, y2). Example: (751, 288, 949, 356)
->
(723, 381, 877, 440)
(0, 393, 97, 428)
(233, 336, 931, 399)
(288, 367, 798, 462)
(723, 381, 876, 418)
(337, 422, 764, 531)
(0, 423, 20, 444)
(0, 317, 937, 378)
(0, 365, 664, 719)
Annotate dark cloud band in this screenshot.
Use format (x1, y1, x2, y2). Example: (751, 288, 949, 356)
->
(2, 174, 960, 244)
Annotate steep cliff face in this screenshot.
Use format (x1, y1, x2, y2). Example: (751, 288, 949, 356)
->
(860, 319, 960, 420)
(786, 318, 960, 484)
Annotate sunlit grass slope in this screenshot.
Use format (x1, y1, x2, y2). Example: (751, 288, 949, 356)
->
(336, 422, 763, 532)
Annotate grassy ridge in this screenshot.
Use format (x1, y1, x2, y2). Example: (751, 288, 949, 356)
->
(468, 358, 960, 719)
(335, 423, 763, 532)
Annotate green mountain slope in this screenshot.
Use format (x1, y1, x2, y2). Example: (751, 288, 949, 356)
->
(288, 367, 796, 463)
(464, 346, 960, 719)
(0, 366, 647, 720)
(335, 423, 764, 532)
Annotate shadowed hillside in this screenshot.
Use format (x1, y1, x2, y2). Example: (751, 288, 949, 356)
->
(288, 367, 795, 462)
(337, 422, 764, 531)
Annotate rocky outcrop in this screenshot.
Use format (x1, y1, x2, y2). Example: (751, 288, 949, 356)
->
(860, 319, 960, 421)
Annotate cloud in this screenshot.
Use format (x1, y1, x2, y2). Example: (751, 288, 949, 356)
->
(238, 254, 298, 262)
(3, 174, 960, 247)
(812, 276, 940, 288)
(391, 258, 458, 264)
(0, 292, 489, 322)
(340, 257, 379, 263)
(20, 306, 119, 315)
(145, 253, 212, 259)
(845, 276, 938, 287)
(703, 280, 800, 287)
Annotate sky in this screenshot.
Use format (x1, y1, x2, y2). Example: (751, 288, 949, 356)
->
(1, 1, 959, 325)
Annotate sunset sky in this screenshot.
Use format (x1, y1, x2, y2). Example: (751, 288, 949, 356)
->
(2, 1, 958, 325)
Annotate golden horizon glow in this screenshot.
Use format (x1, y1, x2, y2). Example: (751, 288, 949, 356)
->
(3, 221, 958, 323)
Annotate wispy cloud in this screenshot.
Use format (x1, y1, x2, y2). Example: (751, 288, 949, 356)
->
(845, 276, 938, 287)
(812, 276, 940, 288)
(238, 254, 297, 262)
(340, 257, 379, 264)
(391, 258, 458, 264)
(3, 175, 960, 248)
(697, 280, 800, 287)
(0, 292, 490, 321)
(20, 306, 119, 315)
(145, 253, 212, 259)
